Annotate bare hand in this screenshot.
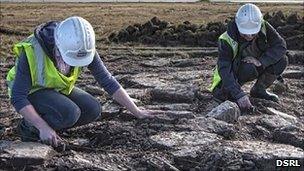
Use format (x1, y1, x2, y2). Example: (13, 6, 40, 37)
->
(133, 109, 163, 119)
(242, 56, 261, 67)
(39, 126, 62, 147)
(237, 95, 253, 110)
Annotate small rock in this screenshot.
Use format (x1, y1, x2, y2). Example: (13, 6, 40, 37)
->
(286, 50, 304, 64)
(282, 70, 304, 79)
(0, 141, 55, 167)
(85, 85, 104, 96)
(70, 138, 90, 146)
(101, 102, 121, 118)
(206, 101, 241, 123)
(266, 107, 298, 124)
(272, 81, 288, 94)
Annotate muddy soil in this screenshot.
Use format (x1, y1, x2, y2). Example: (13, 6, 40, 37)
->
(0, 3, 304, 170)
(0, 45, 303, 170)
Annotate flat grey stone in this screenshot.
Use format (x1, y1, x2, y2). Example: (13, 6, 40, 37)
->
(130, 73, 169, 88)
(179, 117, 236, 139)
(150, 131, 221, 148)
(150, 85, 196, 103)
(0, 141, 55, 167)
(273, 125, 304, 149)
(258, 115, 292, 130)
(266, 107, 298, 124)
(227, 140, 304, 162)
(206, 101, 241, 123)
(85, 85, 104, 96)
(125, 88, 149, 99)
(55, 151, 128, 170)
(144, 103, 192, 111)
(140, 58, 171, 67)
(169, 70, 205, 82)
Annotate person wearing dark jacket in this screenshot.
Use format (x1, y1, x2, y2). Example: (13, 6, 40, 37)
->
(209, 3, 287, 111)
(7, 16, 160, 147)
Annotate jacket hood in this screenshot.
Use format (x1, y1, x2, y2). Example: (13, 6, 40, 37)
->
(226, 20, 240, 42)
(34, 21, 59, 59)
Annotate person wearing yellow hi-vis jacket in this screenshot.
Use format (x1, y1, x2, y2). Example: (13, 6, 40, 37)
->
(210, 3, 287, 111)
(7, 16, 162, 147)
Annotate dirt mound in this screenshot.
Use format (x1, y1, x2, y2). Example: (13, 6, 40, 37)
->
(108, 11, 304, 50)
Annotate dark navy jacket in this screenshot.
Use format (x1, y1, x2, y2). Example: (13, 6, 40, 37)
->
(217, 20, 287, 100)
(11, 21, 121, 112)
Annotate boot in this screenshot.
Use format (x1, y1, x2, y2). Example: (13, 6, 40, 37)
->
(250, 72, 279, 102)
(17, 119, 40, 142)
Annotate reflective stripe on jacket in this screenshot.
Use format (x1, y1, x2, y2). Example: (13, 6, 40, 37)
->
(6, 35, 81, 96)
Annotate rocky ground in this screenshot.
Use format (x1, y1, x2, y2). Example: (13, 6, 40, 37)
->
(1, 2, 304, 171)
(1, 45, 303, 170)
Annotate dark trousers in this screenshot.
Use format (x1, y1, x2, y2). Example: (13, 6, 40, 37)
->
(20, 87, 101, 140)
(213, 55, 288, 101)
(237, 55, 288, 85)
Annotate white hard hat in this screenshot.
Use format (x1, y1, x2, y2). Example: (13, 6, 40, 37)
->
(54, 16, 96, 67)
(235, 3, 263, 35)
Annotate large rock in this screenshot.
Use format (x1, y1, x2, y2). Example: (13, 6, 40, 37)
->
(54, 151, 129, 170)
(206, 101, 241, 123)
(172, 139, 304, 171)
(225, 141, 304, 170)
(0, 141, 56, 168)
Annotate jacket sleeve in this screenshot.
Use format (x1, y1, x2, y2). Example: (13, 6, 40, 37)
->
(258, 22, 287, 68)
(217, 39, 246, 100)
(10, 52, 32, 113)
(88, 52, 121, 95)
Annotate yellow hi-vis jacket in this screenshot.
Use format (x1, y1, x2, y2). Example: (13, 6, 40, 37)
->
(6, 35, 81, 97)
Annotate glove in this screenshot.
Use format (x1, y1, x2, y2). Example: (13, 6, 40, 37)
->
(237, 95, 253, 110)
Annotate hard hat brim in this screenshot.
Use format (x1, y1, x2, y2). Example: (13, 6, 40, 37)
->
(61, 50, 95, 67)
(237, 23, 261, 35)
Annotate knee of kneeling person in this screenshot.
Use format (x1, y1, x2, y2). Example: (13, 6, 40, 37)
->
(63, 106, 81, 128)
(90, 100, 102, 120)
(238, 63, 259, 83)
(265, 55, 288, 75)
